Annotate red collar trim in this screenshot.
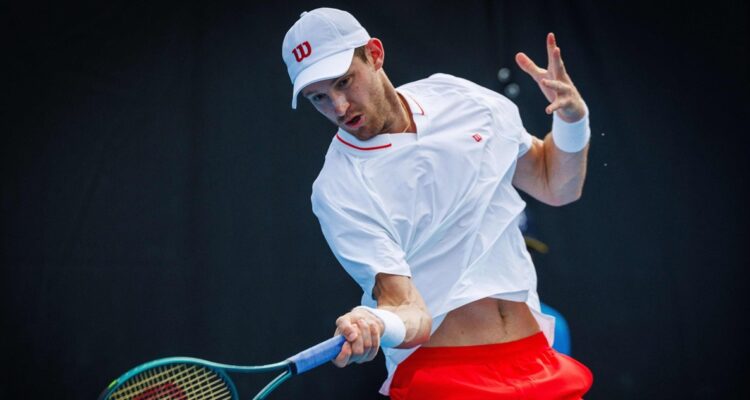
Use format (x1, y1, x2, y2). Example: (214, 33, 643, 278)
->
(335, 134, 392, 151)
(405, 93, 425, 116)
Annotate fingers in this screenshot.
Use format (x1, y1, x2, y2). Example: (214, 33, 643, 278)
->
(546, 33, 568, 80)
(515, 52, 546, 82)
(545, 94, 571, 115)
(335, 315, 359, 342)
(541, 78, 570, 93)
(358, 318, 380, 362)
(546, 101, 562, 115)
(517, 33, 581, 115)
(333, 341, 351, 368)
(546, 32, 556, 69)
(333, 315, 357, 368)
(353, 319, 372, 363)
(350, 319, 367, 359)
(518, 33, 569, 82)
(367, 317, 381, 360)
(352, 318, 382, 364)
(333, 312, 381, 367)
(551, 46, 567, 79)
(541, 78, 577, 114)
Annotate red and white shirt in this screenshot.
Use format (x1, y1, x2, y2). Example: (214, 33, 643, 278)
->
(311, 73, 554, 395)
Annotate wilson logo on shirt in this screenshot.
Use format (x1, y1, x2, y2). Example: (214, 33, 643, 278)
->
(472, 133, 483, 142)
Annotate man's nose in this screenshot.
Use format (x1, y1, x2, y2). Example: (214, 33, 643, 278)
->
(331, 93, 349, 117)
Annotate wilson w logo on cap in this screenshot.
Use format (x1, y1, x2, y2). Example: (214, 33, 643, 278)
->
(292, 41, 312, 62)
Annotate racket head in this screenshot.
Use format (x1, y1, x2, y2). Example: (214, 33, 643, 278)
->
(99, 357, 239, 400)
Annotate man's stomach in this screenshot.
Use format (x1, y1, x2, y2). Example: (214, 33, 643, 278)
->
(423, 297, 541, 347)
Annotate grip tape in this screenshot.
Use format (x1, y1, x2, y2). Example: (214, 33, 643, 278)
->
(287, 335, 346, 375)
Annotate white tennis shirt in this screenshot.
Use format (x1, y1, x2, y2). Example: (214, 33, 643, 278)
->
(311, 73, 555, 394)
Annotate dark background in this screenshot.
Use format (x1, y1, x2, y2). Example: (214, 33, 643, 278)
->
(2, 1, 748, 398)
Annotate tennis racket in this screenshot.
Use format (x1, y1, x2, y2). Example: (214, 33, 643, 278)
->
(98, 335, 346, 400)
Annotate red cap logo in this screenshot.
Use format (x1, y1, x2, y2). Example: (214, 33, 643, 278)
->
(292, 41, 312, 62)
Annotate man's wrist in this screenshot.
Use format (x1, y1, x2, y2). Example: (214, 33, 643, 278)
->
(552, 103, 590, 153)
(353, 306, 406, 348)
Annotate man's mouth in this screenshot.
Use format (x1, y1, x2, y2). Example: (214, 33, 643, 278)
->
(344, 115, 365, 129)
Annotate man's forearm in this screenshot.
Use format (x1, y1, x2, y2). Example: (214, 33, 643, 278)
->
(373, 273, 433, 348)
(379, 302, 432, 348)
(542, 131, 588, 206)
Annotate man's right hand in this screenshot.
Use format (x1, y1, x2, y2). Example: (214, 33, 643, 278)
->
(332, 307, 384, 367)
(331, 273, 433, 367)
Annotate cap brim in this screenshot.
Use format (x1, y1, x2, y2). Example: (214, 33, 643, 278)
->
(291, 48, 355, 109)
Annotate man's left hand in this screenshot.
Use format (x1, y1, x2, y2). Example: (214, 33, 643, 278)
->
(515, 32, 586, 123)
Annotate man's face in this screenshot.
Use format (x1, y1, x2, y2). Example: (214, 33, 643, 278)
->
(301, 55, 392, 141)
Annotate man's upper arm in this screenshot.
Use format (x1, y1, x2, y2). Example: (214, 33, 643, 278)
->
(513, 134, 551, 202)
(312, 174, 412, 299)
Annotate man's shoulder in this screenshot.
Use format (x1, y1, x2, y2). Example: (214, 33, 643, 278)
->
(399, 73, 490, 95)
(400, 73, 515, 107)
(311, 146, 353, 197)
(399, 73, 519, 119)
(311, 152, 373, 218)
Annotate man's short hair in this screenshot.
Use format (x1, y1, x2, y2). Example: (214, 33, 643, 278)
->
(354, 46, 368, 63)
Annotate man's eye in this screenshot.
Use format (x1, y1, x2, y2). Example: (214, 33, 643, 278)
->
(338, 77, 350, 88)
(311, 94, 326, 102)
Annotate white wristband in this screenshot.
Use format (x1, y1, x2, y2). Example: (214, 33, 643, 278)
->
(552, 105, 591, 153)
(354, 306, 406, 348)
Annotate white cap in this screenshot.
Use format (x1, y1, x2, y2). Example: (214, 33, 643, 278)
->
(282, 8, 371, 109)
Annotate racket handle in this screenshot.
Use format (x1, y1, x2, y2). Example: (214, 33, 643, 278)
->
(287, 335, 346, 375)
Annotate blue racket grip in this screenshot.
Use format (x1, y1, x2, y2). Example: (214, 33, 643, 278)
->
(287, 335, 346, 375)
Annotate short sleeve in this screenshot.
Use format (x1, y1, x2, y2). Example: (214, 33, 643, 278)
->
(479, 88, 534, 159)
(312, 178, 412, 300)
(430, 74, 533, 159)
(517, 129, 533, 158)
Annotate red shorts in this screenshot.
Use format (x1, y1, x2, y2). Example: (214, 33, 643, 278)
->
(389, 332, 593, 399)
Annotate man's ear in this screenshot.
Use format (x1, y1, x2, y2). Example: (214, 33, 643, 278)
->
(365, 38, 385, 70)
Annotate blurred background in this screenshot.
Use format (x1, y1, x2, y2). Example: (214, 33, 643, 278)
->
(2, 1, 747, 398)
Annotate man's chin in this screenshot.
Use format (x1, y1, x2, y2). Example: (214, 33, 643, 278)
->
(342, 127, 376, 141)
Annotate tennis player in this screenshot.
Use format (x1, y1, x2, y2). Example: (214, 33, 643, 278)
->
(282, 8, 593, 399)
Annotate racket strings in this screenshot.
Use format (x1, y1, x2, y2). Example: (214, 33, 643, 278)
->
(108, 364, 233, 400)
